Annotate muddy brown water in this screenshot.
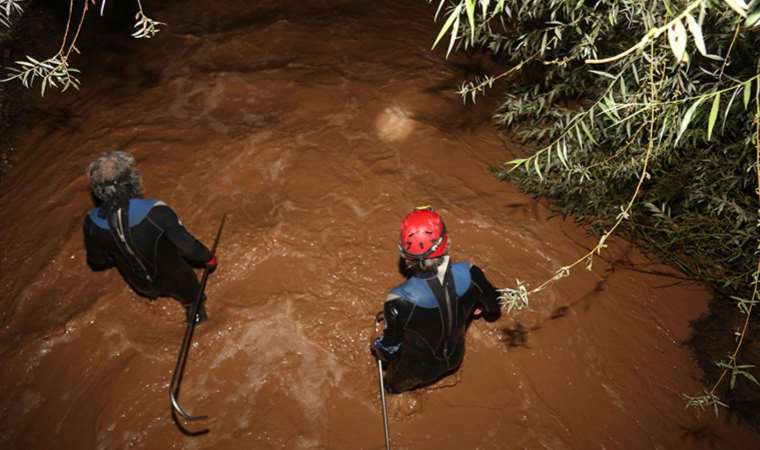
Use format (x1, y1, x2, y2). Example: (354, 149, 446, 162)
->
(1, 1, 759, 449)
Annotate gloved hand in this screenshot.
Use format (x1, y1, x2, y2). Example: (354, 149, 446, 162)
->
(372, 311, 385, 341)
(205, 255, 218, 273)
(371, 338, 387, 362)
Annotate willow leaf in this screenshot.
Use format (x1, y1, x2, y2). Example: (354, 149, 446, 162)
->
(465, 0, 476, 40)
(432, 4, 462, 52)
(707, 92, 720, 140)
(667, 19, 688, 61)
(724, 0, 749, 17)
(447, 11, 461, 57)
(588, 69, 616, 79)
(579, 118, 597, 144)
(686, 14, 708, 56)
(743, 80, 752, 109)
(746, 9, 760, 27)
(722, 85, 742, 131)
(506, 157, 527, 170)
(676, 97, 706, 146)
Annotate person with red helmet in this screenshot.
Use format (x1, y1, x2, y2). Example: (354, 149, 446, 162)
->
(372, 206, 501, 393)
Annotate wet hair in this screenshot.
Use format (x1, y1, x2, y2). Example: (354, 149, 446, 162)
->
(405, 255, 446, 274)
(87, 150, 144, 217)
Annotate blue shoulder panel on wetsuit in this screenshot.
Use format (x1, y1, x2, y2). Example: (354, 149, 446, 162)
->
(451, 261, 472, 297)
(88, 199, 160, 230)
(390, 277, 438, 308)
(127, 199, 159, 227)
(88, 208, 109, 229)
(390, 261, 473, 307)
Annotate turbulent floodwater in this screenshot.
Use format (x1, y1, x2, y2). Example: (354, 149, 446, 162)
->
(1, 1, 759, 449)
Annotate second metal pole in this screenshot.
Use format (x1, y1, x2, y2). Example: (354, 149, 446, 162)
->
(377, 358, 391, 450)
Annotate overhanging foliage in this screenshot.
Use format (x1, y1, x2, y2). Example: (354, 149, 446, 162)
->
(427, 0, 760, 414)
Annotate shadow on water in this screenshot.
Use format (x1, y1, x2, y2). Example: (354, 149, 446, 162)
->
(690, 292, 760, 432)
(679, 424, 722, 450)
(499, 322, 535, 349)
(550, 305, 570, 320)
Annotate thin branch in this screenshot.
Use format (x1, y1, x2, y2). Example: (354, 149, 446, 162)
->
(585, 1, 703, 65)
(718, 22, 741, 81)
(64, 0, 89, 60)
(458, 53, 539, 104)
(58, 0, 74, 56)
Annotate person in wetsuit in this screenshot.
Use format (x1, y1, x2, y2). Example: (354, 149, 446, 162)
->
(372, 206, 501, 393)
(83, 151, 217, 323)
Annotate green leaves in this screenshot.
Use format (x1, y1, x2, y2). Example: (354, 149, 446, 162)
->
(676, 97, 706, 146)
(588, 69, 617, 80)
(431, 0, 483, 56)
(505, 158, 528, 171)
(2, 53, 81, 97)
(746, 9, 760, 27)
(533, 156, 543, 180)
(707, 92, 720, 141)
(498, 279, 530, 313)
(732, 295, 759, 315)
(465, 0, 476, 40)
(666, 11, 725, 63)
(684, 12, 723, 61)
(0, 0, 24, 28)
(724, 0, 750, 17)
(667, 19, 688, 62)
(431, 3, 462, 57)
(132, 10, 165, 39)
(743, 80, 753, 109)
(683, 392, 728, 418)
(463, 0, 760, 418)
(676, 87, 748, 143)
(685, 14, 707, 56)
(716, 356, 760, 389)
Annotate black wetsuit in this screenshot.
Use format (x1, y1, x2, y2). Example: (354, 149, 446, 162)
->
(83, 198, 212, 307)
(373, 258, 501, 393)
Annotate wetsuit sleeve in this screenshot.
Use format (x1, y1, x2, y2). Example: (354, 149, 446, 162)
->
(83, 216, 114, 271)
(148, 205, 213, 263)
(469, 265, 501, 316)
(372, 295, 413, 361)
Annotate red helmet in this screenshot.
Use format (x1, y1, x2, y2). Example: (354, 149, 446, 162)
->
(398, 206, 449, 260)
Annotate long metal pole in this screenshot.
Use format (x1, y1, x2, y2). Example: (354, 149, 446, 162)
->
(377, 358, 392, 450)
(374, 311, 391, 450)
(169, 214, 226, 433)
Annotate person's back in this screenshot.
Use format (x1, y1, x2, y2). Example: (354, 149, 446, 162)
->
(373, 206, 501, 392)
(83, 151, 216, 323)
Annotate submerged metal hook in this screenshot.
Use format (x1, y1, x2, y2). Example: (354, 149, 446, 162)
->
(169, 214, 227, 435)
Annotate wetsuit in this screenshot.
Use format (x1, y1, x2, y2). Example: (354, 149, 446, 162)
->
(373, 256, 501, 393)
(83, 198, 212, 308)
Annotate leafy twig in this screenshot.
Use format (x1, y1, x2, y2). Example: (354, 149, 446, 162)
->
(1, 54, 80, 96)
(132, 0, 164, 39)
(682, 391, 728, 418)
(0, 0, 23, 28)
(458, 54, 538, 104)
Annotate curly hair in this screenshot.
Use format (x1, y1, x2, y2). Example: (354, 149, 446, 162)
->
(87, 150, 144, 216)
